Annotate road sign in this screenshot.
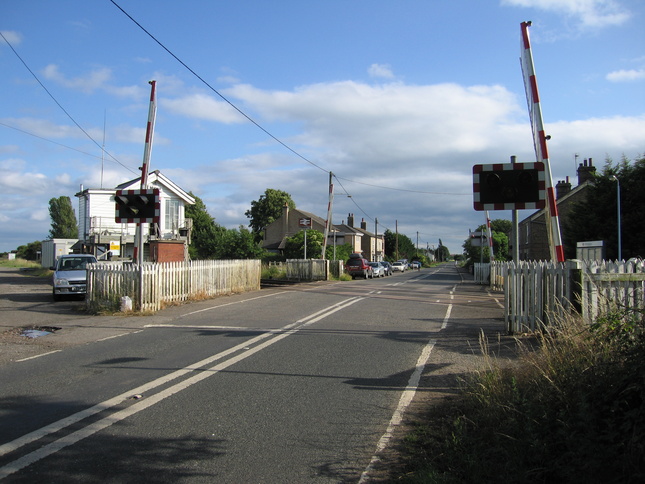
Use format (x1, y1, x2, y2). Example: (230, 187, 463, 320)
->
(473, 162, 545, 211)
(298, 217, 312, 228)
(115, 188, 160, 224)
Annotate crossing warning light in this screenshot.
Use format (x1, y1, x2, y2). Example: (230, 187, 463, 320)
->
(115, 188, 160, 223)
(473, 162, 545, 211)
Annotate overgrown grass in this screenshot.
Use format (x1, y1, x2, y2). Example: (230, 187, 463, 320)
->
(0, 257, 51, 276)
(397, 309, 645, 483)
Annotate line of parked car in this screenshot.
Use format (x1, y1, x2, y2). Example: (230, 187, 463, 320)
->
(345, 254, 420, 279)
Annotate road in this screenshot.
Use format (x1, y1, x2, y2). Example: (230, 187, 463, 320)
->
(0, 264, 506, 482)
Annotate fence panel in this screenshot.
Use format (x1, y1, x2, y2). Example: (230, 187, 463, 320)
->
(489, 259, 644, 332)
(87, 259, 261, 312)
(286, 259, 329, 281)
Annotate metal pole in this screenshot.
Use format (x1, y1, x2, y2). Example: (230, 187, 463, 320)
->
(511, 155, 520, 261)
(610, 175, 622, 261)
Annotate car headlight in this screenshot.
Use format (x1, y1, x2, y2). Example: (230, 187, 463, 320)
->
(54, 278, 70, 286)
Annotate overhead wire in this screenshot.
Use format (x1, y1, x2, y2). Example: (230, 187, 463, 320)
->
(108, 2, 468, 201)
(0, 30, 135, 175)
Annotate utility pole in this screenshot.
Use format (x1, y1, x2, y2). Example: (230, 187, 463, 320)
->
(321, 171, 334, 259)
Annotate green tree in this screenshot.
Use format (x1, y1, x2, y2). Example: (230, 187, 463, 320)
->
(327, 243, 353, 261)
(185, 193, 225, 259)
(216, 226, 265, 259)
(48, 196, 78, 239)
(15, 241, 42, 261)
(383, 229, 416, 260)
(284, 230, 324, 259)
(563, 155, 645, 260)
(462, 219, 511, 264)
(245, 189, 295, 242)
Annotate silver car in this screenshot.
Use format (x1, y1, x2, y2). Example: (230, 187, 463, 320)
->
(51, 254, 97, 301)
(368, 262, 385, 278)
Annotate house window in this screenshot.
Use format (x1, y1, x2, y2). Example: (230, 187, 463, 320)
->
(165, 199, 180, 231)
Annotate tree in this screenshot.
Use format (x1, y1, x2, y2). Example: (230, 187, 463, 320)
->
(462, 219, 511, 264)
(185, 193, 225, 259)
(216, 226, 265, 259)
(563, 154, 645, 260)
(245, 189, 295, 242)
(15, 241, 42, 261)
(284, 230, 324, 259)
(383, 229, 416, 261)
(48, 196, 78, 239)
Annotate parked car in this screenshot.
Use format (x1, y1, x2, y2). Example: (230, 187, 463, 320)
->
(346, 256, 373, 279)
(368, 262, 385, 278)
(392, 261, 406, 272)
(411, 261, 421, 270)
(380, 261, 393, 276)
(51, 254, 97, 301)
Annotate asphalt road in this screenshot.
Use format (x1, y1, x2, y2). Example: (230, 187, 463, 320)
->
(0, 264, 509, 482)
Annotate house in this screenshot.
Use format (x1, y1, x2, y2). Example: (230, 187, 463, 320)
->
(263, 205, 384, 261)
(75, 170, 195, 262)
(518, 158, 596, 260)
(263, 204, 328, 254)
(334, 214, 384, 261)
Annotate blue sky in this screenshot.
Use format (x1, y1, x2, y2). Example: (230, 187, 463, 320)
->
(1, 0, 644, 255)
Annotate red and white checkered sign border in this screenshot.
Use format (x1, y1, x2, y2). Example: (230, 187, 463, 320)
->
(473, 162, 546, 211)
(115, 188, 160, 224)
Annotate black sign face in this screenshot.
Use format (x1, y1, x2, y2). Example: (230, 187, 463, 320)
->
(115, 189, 160, 223)
(473, 163, 545, 211)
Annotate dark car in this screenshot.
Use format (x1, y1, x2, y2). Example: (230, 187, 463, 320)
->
(346, 256, 373, 279)
(380, 261, 393, 276)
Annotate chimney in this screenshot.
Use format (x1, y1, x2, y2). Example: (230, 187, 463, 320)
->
(347, 213, 354, 228)
(556, 177, 572, 199)
(361, 218, 367, 230)
(577, 158, 597, 185)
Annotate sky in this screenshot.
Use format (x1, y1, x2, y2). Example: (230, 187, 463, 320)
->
(1, 0, 644, 255)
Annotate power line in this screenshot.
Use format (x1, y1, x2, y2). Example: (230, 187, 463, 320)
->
(0, 30, 134, 174)
(108, 1, 468, 238)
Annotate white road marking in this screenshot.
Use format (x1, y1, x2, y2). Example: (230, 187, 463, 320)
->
(15, 350, 62, 362)
(0, 296, 364, 478)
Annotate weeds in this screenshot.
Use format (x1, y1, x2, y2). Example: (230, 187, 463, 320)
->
(398, 309, 645, 483)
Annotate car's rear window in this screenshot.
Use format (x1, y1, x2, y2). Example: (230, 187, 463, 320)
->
(346, 259, 364, 267)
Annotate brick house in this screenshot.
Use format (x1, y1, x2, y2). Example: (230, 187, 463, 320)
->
(263, 205, 384, 261)
(75, 170, 195, 262)
(518, 159, 596, 260)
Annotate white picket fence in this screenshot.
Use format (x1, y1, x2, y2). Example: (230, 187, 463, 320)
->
(87, 259, 261, 312)
(476, 259, 645, 333)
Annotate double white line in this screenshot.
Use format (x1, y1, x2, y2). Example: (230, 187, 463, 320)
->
(0, 296, 364, 478)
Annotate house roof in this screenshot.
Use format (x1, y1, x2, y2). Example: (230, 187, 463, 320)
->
(520, 180, 591, 224)
(115, 170, 195, 205)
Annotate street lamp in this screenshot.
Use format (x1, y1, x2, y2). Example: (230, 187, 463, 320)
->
(609, 175, 622, 261)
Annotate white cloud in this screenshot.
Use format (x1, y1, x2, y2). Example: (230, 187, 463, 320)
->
(162, 93, 247, 123)
(501, 0, 631, 28)
(606, 69, 645, 82)
(368, 63, 395, 79)
(0, 30, 22, 45)
(42, 64, 112, 94)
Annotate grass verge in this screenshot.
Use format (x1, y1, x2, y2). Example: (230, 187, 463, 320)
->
(395, 310, 645, 483)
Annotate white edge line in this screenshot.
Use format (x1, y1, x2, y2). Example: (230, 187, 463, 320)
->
(359, 339, 437, 483)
